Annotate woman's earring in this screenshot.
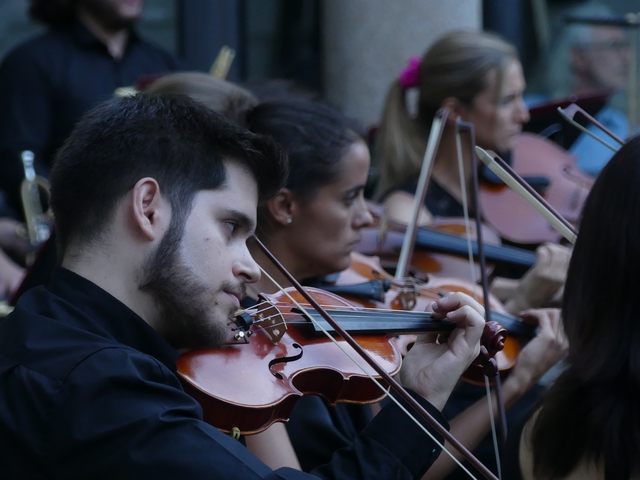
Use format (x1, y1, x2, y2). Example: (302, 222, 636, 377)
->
(286, 218, 292, 224)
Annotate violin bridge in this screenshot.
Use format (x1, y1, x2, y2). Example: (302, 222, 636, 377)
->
(252, 303, 287, 345)
(391, 287, 417, 310)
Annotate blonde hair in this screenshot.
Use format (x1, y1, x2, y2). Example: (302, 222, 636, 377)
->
(143, 72, 258, 127)
(374, 30, 517, 198)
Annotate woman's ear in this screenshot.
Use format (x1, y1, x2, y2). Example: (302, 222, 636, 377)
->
(441, 97, 467, 125)
(266, 188, 296, 227)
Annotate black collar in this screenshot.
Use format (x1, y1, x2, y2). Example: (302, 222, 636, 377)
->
(69, 19, 140, 55)
(48, 266, 179, 372)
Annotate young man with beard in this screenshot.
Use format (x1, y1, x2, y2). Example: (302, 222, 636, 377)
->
(0, 0, 179, 214)
(0, 93, 488, 479)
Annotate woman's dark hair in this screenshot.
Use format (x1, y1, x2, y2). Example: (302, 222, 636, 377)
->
(51, 93, 287, 259)
(530, 135, 640, 479)
(245, 98, 362, 200)
(29, 0, 76, 27)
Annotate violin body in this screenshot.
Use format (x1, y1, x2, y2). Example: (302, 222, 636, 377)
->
(320, 252, 530, 384)
(359, 206, 536, 280)
(178, 287, 435, 435)
(177, 281, 506, 434)
(480, 133, 593, 244)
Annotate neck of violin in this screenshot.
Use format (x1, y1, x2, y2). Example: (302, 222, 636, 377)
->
(297, 309, 456, 335)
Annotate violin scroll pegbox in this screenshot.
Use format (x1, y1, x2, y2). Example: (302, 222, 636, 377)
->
(471, 321, 507, 379)
(231, 300, 287, 345)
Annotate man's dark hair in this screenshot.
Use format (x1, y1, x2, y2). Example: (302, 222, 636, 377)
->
(50, 93, 288, 259)
(29, 0, 77, 28)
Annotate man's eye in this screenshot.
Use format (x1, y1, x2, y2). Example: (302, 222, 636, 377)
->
(225, 221, 238, 234)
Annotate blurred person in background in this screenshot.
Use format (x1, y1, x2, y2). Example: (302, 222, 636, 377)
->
(528, 1, 630, 176)
(0, 0, 180, 215)
(0, 189, 27, 299)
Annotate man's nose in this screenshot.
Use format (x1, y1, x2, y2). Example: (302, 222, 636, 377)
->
(234, 245, 261, 284)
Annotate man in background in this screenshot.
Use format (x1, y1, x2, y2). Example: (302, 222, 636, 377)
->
(0, 0, 180, 214)
(528, 1, 629, 176)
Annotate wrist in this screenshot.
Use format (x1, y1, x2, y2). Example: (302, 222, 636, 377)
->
(502, 370, 535, 408)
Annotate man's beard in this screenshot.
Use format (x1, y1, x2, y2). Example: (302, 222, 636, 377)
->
(137, 217, 233, 350)
(82, 0, 142, 32)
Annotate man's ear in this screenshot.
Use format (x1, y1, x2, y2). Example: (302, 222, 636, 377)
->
(441, 97, 467, 124)
(129, 178, 167, 241)
(266, 188, 296, 227)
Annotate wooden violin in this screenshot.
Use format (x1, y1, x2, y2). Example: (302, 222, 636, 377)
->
(479, 133, 592, 244)
(177, 285, 506, 435)
(356, 217, 536, 281)
(312, 252, 535, 380)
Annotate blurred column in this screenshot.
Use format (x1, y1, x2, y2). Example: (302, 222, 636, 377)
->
(322, 0, 481, 125)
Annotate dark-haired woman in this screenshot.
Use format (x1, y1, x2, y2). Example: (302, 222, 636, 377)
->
(243, 97, 566, 479)
(519, 135, 640, 480)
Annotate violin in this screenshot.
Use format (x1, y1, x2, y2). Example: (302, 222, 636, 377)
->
(364, 200, 536, 280)
(479, 133, 593, 244)
(312, 252, 535, 381)
(356, 217, 537, 281)
(176, 284, 507, 435)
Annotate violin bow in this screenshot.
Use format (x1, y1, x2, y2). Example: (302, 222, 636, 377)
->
(394, 108, 449, 281)
(475, 147, 578, 245)
(557, 104, 625, 152)
(454, 120, 508, 478)
(253, 236, 499, 480)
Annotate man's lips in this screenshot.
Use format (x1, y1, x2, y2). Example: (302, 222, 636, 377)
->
(224, 290, 242, 310)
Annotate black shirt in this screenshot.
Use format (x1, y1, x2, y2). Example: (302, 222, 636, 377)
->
(0, 21, 180, 213)
(0, 267, 447, 479)
(398, 179, 465, 218)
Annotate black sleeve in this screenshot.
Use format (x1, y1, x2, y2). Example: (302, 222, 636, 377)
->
(52, 348, 447, 479)
(310, 392, 447, 479)
(0, 46, 53, 213)
(286, 397, 373, 471)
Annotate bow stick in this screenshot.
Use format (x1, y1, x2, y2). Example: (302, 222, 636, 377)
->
(395, 108, 448, 280)
(475, 147, 577, 245)
(253, 236, 499, 480)
(557, 104, 624, 152)
(456, 120, 508, 449)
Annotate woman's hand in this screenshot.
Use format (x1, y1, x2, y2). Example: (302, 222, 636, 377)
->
(0, 218, 30, 259)
(504, 244, 571, 314)
(506, 308, 568, 394)
(0, 249, 25, 300)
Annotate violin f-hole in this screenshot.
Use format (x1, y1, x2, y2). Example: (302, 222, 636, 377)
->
(268, 343, 304, 379)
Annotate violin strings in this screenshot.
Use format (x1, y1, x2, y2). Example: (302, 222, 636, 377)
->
(245, 294, 450, 316)
(257, 265, 480, 480)
(240, 298, 440, 318)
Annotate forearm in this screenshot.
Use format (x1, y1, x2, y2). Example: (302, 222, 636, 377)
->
(421, 377, 528, 480)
